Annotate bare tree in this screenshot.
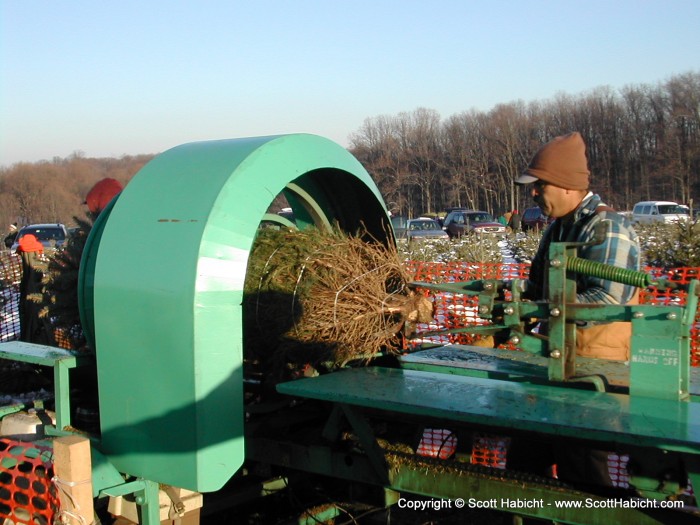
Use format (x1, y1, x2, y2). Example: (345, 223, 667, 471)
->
(350, 72, 699, 217)
(0, 155, 150, 229)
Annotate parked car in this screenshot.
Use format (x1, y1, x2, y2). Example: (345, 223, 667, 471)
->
(632, 201, 690, 225)
(390, 215, 409, 240)
(405, 218, 449, 243)
(443, 210, 506, 238)
(521, 206, 553, 231)
(10, 223, 67, 253)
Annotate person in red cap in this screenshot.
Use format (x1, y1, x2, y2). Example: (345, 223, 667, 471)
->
(511, 131, 640, 491)
(85, 177, 123, 216)
(17, 233, 44, 254)
(16, 234, 52, 343)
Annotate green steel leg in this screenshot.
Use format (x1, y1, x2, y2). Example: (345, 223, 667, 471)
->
(321, 404, 344, 442)
(135, 479, 161, 525)
(54, 360, 73, 430)
(339, 404, 389, 485)
(100, 479, 161, 525)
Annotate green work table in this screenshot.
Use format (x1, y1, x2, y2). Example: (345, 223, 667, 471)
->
(277, 366, 700, 454)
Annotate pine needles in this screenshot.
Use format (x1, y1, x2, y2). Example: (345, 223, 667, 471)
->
(244, 227, 432, 380)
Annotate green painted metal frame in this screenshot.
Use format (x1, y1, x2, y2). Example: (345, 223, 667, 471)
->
(0, 342, 129, 498)
(322, 404, 389, 485)
(400, 345, 700, 397)
(410, 235, 698, 401)
(257, 388, 694, 524)
(100, 478, 161, 524)
(248, 442, 670, 524)
(397, 233, 700, 507)
(545, 240, 695, 400)
(0, 341, 92, 430)
(79, 134, 392, 492)
(278, 365, 700, 512)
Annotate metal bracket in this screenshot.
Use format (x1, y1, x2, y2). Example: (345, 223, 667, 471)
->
(100, 478, 160, 525)
(321, 403, 389, 485)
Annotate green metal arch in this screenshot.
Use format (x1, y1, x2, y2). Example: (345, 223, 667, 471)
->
(85, 134, 390, 491)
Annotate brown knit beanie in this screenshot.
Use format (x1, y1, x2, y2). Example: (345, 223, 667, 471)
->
(516, 132, 590, 190)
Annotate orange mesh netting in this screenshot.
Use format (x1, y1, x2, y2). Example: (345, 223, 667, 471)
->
(471, 433, 510, 469)
(608, 452, 630, 488)
(0, 438, 58, 525)
(406, 262, 700, 366)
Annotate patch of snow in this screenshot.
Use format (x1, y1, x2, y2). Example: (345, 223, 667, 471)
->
(0, 388, 53, 407)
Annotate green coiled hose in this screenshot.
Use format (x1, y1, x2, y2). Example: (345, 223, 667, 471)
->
(565, 256, 652, 288)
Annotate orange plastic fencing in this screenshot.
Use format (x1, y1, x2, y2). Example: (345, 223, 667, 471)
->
(608, 452, 631, 488)
(471, 432, 510, 470)
(0, 438, 58, 525)
(405, 261, 700, 367)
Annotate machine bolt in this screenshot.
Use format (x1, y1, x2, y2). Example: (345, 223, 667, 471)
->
(509, 335, 521, 345)
(632, 311, 644, 319)
(550, 308, 561, 317)
(550, 259, 562, 268)
(478, 305, 490, 314)
(503, 306, 514, 315)
(666, 312, 678, 320)
(483, 282, 494, 290)
(135, 496, 145, 505)
(550, 349, 562, 359)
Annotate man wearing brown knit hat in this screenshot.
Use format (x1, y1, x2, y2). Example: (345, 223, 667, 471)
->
(512, 131, 640, 490)
(516, 131, 640, 360)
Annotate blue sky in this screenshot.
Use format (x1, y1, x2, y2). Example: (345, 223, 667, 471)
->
(1, 0, 698, 166)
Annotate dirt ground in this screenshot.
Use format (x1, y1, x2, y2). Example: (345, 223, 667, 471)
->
(198, 497, 514, 525)
(191, 477, 516, 525)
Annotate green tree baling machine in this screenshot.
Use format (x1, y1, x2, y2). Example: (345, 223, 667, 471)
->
(1, 134, 699, 524)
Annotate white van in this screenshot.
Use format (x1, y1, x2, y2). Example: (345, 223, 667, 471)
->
(631, 201, 690, 224)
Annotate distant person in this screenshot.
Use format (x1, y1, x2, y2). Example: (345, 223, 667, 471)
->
(16, 234, 53, 344)
(3, 223, 18, 248)
(84, 177, 124, 216)
(507, 209, 521, 231)
(503, 210, 512, 223)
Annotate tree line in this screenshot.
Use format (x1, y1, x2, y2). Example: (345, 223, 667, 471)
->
(1, 71, 698, 231)
(349, 71, 700, 218)
(0, 153, 152, 233)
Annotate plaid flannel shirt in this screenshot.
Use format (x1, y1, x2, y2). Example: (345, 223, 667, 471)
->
(529, 192, 640, 305)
